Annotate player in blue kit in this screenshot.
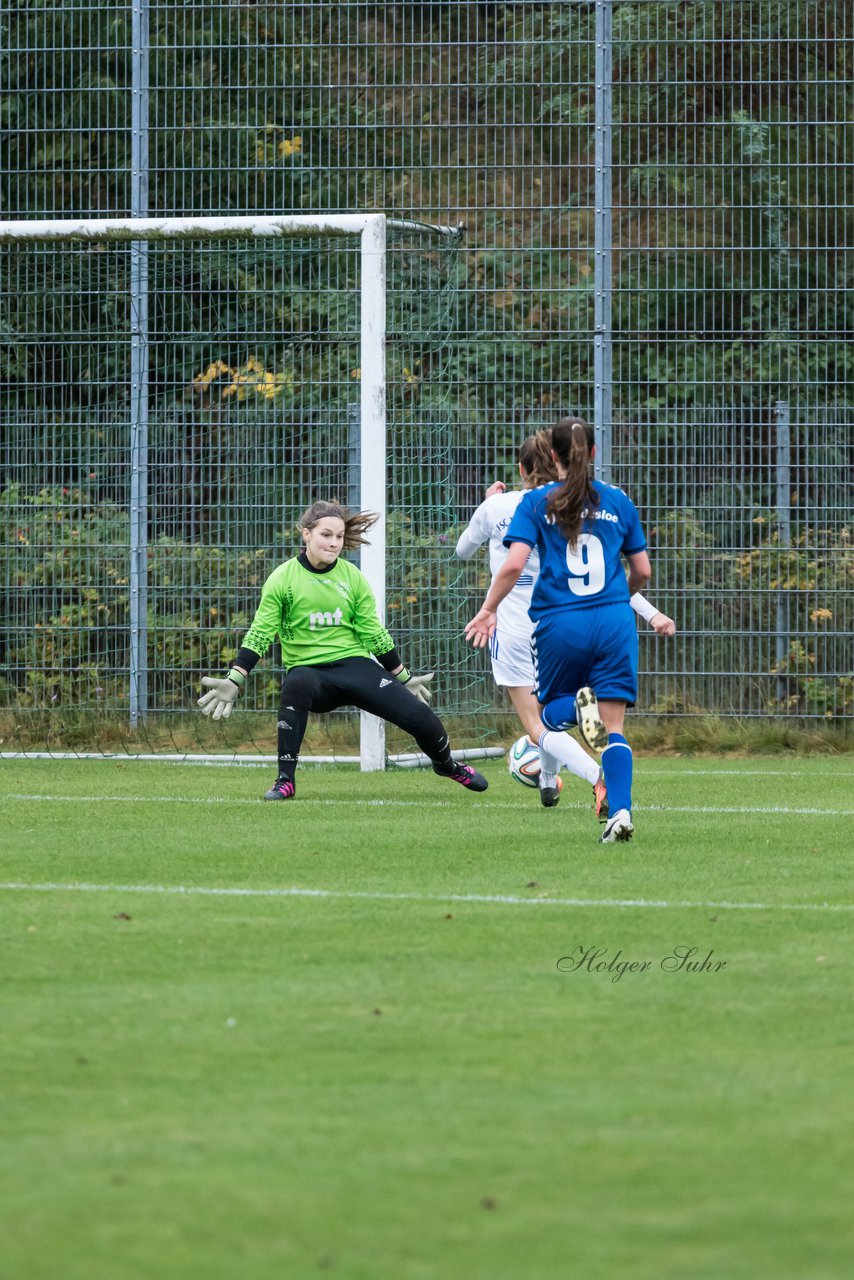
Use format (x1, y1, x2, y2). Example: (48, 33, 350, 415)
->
(456, 429, 674, 814)
(464, 416, 651, 843)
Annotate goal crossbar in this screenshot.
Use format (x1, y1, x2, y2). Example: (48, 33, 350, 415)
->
(0, 214, 385, 243)
(3, 214, 388, 770)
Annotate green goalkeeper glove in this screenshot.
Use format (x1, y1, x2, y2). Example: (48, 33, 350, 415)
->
(396, 669, 434, 704)
(197, 670, 244, 720)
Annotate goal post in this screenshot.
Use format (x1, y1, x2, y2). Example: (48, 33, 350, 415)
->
(356, 214, 387, 771)
(0, 214, 390, 768)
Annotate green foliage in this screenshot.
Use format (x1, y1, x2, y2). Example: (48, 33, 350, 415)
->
(643, 511, 854, 718)
(4, 485, 851, 722)
(1, 484, 248, 709)
(3, 1, 853, 411)
(0, 487, 478, 712)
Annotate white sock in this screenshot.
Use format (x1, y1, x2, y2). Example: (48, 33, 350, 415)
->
(538, 742, 561, 777)
(539, 729, 600, 786)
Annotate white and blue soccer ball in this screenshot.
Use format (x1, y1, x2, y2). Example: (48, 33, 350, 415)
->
(507, 735, 565, 793)
(507, 735, 542, 788)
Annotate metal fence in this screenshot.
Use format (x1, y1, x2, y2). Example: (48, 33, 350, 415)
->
(1, 1, 852, 751)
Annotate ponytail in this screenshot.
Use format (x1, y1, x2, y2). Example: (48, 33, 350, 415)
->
(546, 416, 598, 546)
(299, 500, 379, 551)
(518, 429, 558, 487)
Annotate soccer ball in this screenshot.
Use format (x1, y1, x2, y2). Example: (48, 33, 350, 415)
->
(508, 735, 541, 786)
(507, 736, 539, 787)
(507, 735, 564, 792)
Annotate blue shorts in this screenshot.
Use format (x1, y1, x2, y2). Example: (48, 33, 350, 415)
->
(531, 602, 638, 706)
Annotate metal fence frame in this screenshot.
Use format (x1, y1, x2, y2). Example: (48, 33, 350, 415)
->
(1, 0, 852, 743)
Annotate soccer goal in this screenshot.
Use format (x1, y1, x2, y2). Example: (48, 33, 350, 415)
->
(0, 213, 475, 771)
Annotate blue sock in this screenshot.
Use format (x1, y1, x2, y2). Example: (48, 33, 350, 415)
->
(601, 733, 633, 814)
(541, 694, 577, 731)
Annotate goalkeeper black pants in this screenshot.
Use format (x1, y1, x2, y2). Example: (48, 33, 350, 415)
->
(275, 656, 453, 781)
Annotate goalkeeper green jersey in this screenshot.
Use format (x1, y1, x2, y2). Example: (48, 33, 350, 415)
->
(240, 555, 396, 670)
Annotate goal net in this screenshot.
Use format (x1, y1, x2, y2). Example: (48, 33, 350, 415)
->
(1, 214, 504, 768)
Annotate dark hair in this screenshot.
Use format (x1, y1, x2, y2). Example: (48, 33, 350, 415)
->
(299, 500, 379, 551)
(518, 430, 558, 487)
(546, 416, 598, 546)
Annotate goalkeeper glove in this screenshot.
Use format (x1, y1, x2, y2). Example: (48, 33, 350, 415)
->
(197, 669, 244, 720)
(396, 669, 434, 704)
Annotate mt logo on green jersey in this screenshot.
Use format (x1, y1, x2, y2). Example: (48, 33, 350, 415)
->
(309, 607, 344, 630)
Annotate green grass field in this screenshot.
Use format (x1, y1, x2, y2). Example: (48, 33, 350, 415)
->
(2, 756, 852, 1280)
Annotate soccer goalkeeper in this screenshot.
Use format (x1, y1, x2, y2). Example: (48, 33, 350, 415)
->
(197, 500, 488, 800)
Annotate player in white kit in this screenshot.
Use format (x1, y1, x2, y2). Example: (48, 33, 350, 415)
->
(456, 430, 675, 811)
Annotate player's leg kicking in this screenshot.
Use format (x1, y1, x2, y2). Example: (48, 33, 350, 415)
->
(265, 658, 487, 799)
(332, 658, 488, 791)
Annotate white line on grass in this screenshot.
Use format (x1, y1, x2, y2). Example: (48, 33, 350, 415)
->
(1, 793, 852, 818)
(636, 768, 846, 776)
(0, 880, 851, 913)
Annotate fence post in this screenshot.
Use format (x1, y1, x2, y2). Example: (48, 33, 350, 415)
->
(593, 0, 614, 482)
(129, 0, 150, 728)
(775, 400, 791, 706)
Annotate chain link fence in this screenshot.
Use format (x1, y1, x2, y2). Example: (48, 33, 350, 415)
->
(2, 1, 852, 752)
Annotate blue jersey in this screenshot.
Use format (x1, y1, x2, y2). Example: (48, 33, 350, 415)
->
(504, 480, 646, 618)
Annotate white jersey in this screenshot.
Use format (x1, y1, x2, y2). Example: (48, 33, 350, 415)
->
(455, 491, 538, 637)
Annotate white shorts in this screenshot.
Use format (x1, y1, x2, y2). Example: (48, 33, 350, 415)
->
(489, 626, 535, 689)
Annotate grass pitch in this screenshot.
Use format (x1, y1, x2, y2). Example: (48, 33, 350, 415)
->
(1, 756, 852, 1280)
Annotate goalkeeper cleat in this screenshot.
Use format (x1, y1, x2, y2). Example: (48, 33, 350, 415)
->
(592, 772, 609, 822)
(264, 776, 296, 802)
(432, 761, 489, 792)
(599, 808, 634, 844)
(576, 687, 608, 752)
